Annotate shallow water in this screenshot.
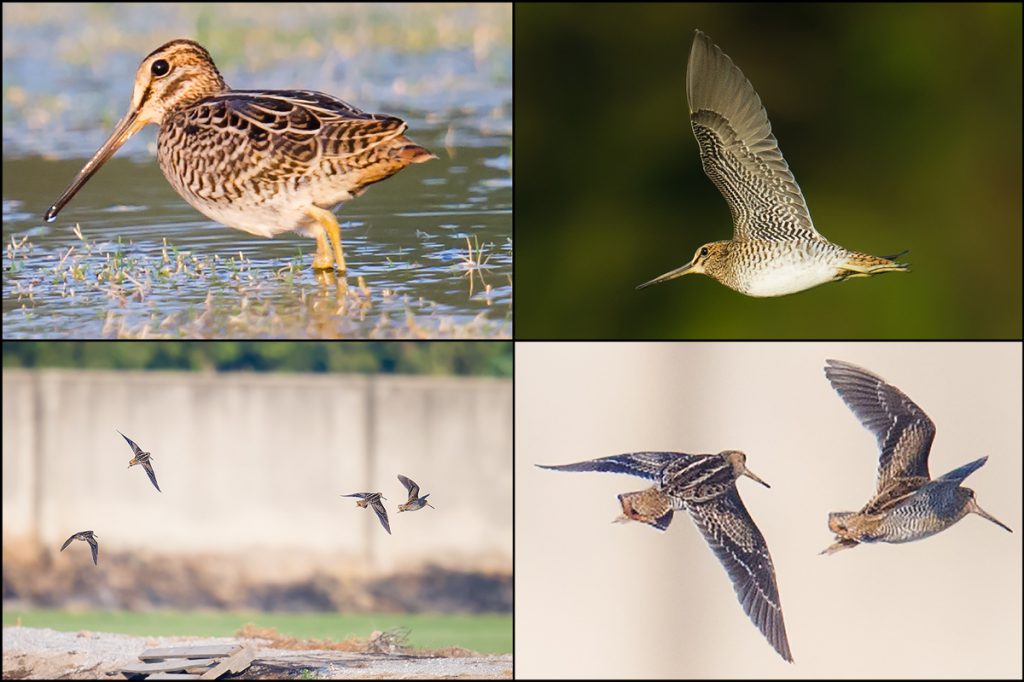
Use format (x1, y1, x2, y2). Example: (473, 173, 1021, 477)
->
(3, 141, 511, 338)
(2, 3, 511, 338)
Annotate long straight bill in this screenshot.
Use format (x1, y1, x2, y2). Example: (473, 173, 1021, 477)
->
(44, 109, 144, 222)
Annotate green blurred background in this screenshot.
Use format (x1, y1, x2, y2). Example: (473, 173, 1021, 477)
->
(515, 3, 1022, 338)
(2, 341, 512, 376)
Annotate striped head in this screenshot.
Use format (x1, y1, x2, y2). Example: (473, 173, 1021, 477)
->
(46, 39, 228, 222)
(721, 450, 770, 488)
(636, 241, 731, 290)
(124, 40, 228, 125)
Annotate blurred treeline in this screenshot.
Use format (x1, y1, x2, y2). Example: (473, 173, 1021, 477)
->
(515, 3, 1022, 338)
(2, 342, 512, 376)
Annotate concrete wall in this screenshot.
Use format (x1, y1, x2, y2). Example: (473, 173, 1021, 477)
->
(2, 369, 511, 573)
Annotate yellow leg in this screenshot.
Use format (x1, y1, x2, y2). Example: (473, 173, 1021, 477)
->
(307, 205, 345, 272)
(312, 231, 333, 270)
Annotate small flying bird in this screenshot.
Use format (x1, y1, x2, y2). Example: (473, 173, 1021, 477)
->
(397, 474, 435, 512)
(636, 30, 908, 296)
(538, 450, 792, 663)
(341, 492, 391, 535)
(821, 359, 1012, 555)
(118, 430, 161, 492)
(60, 530, 99, 565)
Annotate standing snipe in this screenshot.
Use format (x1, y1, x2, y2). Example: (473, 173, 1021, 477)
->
(637, 30, 908, 296)
(820, 359, 1012, 555)
(45, 39, 434, 272)
(538, 450, 793, 662)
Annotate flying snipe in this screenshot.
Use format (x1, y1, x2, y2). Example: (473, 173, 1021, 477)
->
(341, 491, 391, 535)
(397, 474, 435, 512)
(45, 39, 434, 273)
(637, 30, 908, 296)
(538, 450, 793, 662)
(60, 530, 99, 565)
(821, 359, 1011, 555)
(118, 430, 161, 492)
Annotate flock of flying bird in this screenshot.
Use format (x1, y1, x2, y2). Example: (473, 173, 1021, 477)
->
(60, 434, 434, 565)
(341, 474, 436, 536)
(538, 359, 1012, 663)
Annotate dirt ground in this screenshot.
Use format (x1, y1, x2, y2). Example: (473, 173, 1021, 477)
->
(1, 627, 513, 679)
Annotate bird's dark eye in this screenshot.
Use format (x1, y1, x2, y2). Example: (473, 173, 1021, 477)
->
(151, 59, 170, 77)
(700, 247, 709, 257)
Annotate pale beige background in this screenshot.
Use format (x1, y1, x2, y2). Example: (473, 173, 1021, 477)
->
(515, 343, 1022, 678)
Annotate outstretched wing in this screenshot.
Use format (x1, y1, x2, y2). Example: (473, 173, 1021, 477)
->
(687, 30, 820, 244)
(117, 430, 146, 458)
(369, 498, 392, 535)
(141, 461, 162, 493)
(686, 488, 793, 662)
(86, 534, 99, 565)
(60, 534, 77, 552)
(341, 492, 373, 499)
(536, 452, 693, 481)
(824, 360, 935, 490)
(397, 474, 420, 500)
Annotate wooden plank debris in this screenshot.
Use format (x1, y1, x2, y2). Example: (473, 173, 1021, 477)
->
(199, 645, 256, 680)
(138, 645, 241, 661)
(120, 642, 253, 680)
(121, 658, 217, 674)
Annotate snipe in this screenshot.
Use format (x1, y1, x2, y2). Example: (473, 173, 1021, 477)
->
(60, 530, 99, 565)
(637, 30, 908, 296)
(538, 450, 793, 662)
(118, 430, 161, 492)
(341, 491, 391, 535)
(821, 359, 1012, 555)
(45, 39, 434, 272)
(396, 474, 435, 512)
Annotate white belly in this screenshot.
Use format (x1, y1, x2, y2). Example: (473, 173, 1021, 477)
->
(187, 198, 323, 239)
(738, 260, 839, 297)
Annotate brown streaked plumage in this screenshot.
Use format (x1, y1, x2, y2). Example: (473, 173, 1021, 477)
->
(60, 530, 99, 565)
(397, 474, 435, 512)
(341, 491, 391, 535)
(119, 430, 161, 492)
(821, 359, 1012, 555)
(614, 486, 674, 530)
(538, 450, 792, 663)
(44, 39, 434, 272)
(636, 30, 908, 296)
